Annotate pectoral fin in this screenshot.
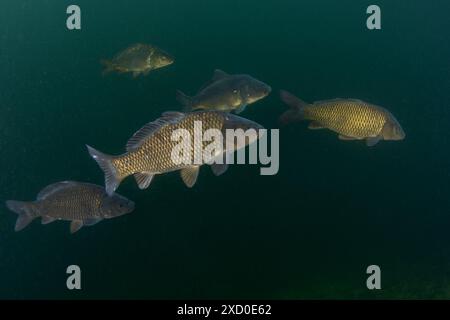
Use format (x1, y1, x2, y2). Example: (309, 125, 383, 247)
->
(338, 135, 357, 141)
(83, 218, 102, 226)
(234, 104, 247, 114)
(212, 69, 230, 82)
(70, 220, 83, 234)
(180, 166, 200, 188)
(366, 136, 381, 147)
(41, 216, 56, 225)
(211, 163, 229, 176)
(308, 121, 324, 130)
(176, 90, 193, 111)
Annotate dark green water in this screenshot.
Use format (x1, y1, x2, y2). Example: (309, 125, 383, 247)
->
(1, 0, 450, 299)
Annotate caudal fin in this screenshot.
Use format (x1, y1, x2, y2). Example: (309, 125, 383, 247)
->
(279, 90, 308, 125)
(5, 200, 35, 231)
(86, 145, 122, 195)
(176, 90, 193, 112)
(100, 59, 114, 76)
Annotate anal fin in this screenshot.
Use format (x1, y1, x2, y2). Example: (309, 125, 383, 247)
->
(70, 220, 83, 234)
(366, 136, 381, 147)
(134, 172, 155, 189)
(83, 218, 102, 226)
(180, 166, 200, 188)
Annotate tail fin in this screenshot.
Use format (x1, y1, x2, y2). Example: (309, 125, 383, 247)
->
(6, 200, 35, 231)
(176, 90, 193, 112)
(86, 145, 122, 196)
(100, 59, 114, 76)
(279, 90, 309, 125)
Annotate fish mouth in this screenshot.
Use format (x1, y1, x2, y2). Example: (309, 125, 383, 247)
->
(393, 125, 406, 140)
(248, 90, 271, 104)
(399, 127, 406, 139)
(164, 54, 175, 65)
(253, 85, 272, 102)
(126, 200, 136, 213)
(162, 60, 174, 67)
(387, 132, 405, 141)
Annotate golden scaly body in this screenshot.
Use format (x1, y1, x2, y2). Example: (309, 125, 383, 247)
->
(113, 112, 225, 179)
(176, 70, 271, 114)
(304, 100, 387, 138)
(102, 43, 174, 76)
(32, 183, 105, 221)
(6, 181, 134, 233)
(112, 44, 154, 71)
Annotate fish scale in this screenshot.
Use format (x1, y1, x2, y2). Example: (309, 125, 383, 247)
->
(101, 43, 174, 77)
(176, 69, 271, 113)
(279, 90, 405, 146)
(35, 184, 103, 220)
(113, 112, 225, 178)
(5, 181, 134, 233)
(87, 110, 264, 195)
(305, 100, 386, 138)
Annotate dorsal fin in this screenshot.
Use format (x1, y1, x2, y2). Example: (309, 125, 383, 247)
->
(280, 90, 309, 110)
(37, 181, 78, 201)
(314, 98, 345, 105)
(195, 69, 231, 93)
(126, 111, 185, 152)
(347, 98, 367, 104)
(212, 69, 230, 82)
(314, 98, 372, 106)
(162, 111, 185, 118)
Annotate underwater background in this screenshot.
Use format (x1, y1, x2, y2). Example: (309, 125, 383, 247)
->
(1, 0, 450, 299)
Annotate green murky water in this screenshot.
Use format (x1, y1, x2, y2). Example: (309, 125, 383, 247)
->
(1, 0, 450, 299)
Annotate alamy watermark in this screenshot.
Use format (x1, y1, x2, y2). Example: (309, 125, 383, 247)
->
(366, 265, 381, 290)
(66, 5, 81, 30)
(170, 121, 279, 176)
(66, 265, 81, 290)
(367, 5, 381, 30)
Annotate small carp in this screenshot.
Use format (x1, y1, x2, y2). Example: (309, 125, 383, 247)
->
(176, 69, 271, 114)
(279, 90, 405, 146)
(87, 111, 264, 195)
(5, 181, 134, 233)
(101, 43, 174, 77)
